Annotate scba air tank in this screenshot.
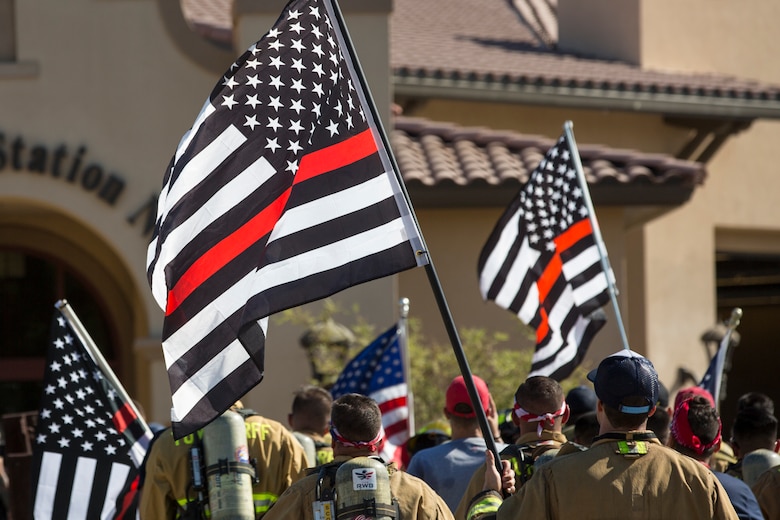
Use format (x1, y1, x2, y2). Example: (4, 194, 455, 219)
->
(202, 410, 255, 520)
(335, 457, 397, 520)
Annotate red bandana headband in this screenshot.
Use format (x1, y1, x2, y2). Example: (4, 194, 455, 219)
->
(513, 401, 568, 436)
(330, 425, 384, 453)
(671, 398, 722, 455)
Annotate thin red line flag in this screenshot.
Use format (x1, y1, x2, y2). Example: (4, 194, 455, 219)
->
(146, 0, 427, 437)
(478, 132, 610, 380)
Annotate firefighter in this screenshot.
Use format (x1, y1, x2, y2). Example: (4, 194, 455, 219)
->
(139, 402, 308, 519)
(263, 393, 455, 520)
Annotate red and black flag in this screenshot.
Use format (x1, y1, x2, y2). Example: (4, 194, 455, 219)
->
(146, 0, 427, 437)
(30, 306, 152, 519)
(478, 132, 610, 380)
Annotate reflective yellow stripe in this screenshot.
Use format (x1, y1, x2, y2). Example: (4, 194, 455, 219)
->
(254, 492, 279, 514)
(175, 498, 209, 519)
(466, 493, 503, 520)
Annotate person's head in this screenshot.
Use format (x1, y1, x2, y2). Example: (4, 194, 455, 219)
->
(673, 386, 715, 411)
(730, 408, 779, 458)
(513, 376, 568, 435)
(330, 394, 383, 455)
(573, 411, 599, 447)
(647, 406, 671, 445)
(288, 385, 333, 434)
(736, 392, 775, 416)
(405, 420, 451, 456)
(669, 396, 722, 461)
(566, 386, 598, 423)
(444, 375, 492, 432)
(588, 349, 659, 432)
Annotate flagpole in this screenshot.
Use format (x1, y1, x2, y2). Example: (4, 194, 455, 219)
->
(55, 299, 152, 436)
(326, 0, 503, 473)
(398, 297, 415, 437)
(563, 121, 630, 351)
(712, 307, 743, 410)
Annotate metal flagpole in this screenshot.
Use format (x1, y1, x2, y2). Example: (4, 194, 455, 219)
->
(55, 299, 152, 436)
(398, 297, 415, 437)
(563, 121, 630, 351)
(326, 0, 503, 473)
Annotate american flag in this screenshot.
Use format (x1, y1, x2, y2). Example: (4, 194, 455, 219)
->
(146, 0, 427, 437)
(478, 131, 610, 380)
(30, 306, 152, 520)
(331, 325, 410, 464)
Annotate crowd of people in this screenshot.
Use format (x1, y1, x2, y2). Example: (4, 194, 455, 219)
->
(134, 349, 779, 520)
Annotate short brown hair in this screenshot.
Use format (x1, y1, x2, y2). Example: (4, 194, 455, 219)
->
(291, 385, 332, 432)
(331, 394, 382, 442)
(515, 376, 565, 414)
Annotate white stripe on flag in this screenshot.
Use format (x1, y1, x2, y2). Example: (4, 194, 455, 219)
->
(529, 314, 590, 377)
(269, 173, 395, 240)
(173, 100, 217, 165)
(150, 124, 248, 307)
(494, 238, 540, 311)
(478, 209, 522, 297)
(169, 318, 268, 422)
(68, 456, 97, 519)
(100, 462, 131, 520)
(34, 451, 61, 520)
(254, 218, 412, 294)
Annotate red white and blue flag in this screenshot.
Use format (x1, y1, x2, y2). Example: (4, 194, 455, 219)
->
(146, 0, 427, 437)
(30, 306, 152, 520)
(331, 325, 410, 464)
(478, 132, 610, 380)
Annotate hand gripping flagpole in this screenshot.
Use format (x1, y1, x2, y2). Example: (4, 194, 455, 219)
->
(55, 299, 152, 437)
(326, 0, 503, 473)
(563, 121, 630, 351)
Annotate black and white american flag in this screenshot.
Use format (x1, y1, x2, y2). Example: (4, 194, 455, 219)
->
(30, 307, 152, 520)
(478, 132, 610, 380)
(146, 0, 427, 437)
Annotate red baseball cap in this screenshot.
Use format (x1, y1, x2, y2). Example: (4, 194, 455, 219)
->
(445, 375, 491, 418)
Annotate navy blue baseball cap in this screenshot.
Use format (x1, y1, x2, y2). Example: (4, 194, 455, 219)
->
(587, 350, 659, 415)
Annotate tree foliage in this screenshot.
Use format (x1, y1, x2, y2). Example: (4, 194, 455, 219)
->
(274, 299, 594, 430)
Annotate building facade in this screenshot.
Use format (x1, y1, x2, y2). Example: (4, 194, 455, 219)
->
(2, 0, 780, 461)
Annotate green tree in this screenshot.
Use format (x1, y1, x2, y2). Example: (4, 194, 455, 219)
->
(274, 299, 594, 429)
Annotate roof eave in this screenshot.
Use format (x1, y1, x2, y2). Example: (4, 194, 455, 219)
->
(393, 75, 780, 120)
(406, 182, 696, 209)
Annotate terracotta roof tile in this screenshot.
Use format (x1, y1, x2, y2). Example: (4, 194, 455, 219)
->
(392, 116, 706, 206)
(182, 0, 780, 107)
(391, 0, 780, 107)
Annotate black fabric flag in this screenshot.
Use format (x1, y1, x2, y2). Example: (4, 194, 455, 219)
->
(30, 306, 151, 520)
(478, 132, 610, 380)
(146, 0, 427, 437)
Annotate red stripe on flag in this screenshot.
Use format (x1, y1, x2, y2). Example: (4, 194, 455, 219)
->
(294, 129, 377, 184)
(535, 253, 562, 342)
(378, 396, 406, 414)
(554, 218, 593, 251)
(112, 402, 138, 434)
(384, 419, 409, 439)
(165, 188, 292, 315)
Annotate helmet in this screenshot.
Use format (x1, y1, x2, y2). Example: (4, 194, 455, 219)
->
(742, 448, 780, 486)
